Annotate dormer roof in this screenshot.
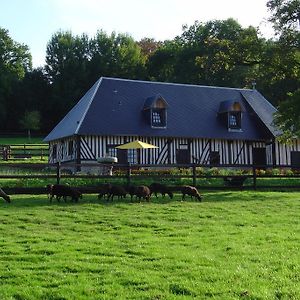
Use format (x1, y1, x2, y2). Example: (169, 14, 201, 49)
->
(143, 94, 169, 110)
(218, 100, 246, 113)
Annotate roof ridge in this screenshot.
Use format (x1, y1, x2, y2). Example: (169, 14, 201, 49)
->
(75, 78, 102, 134)
(100, 76, 254, 92)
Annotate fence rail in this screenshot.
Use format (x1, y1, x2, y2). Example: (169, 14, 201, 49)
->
(0, 162, 300, 194)
(0, 144, 49, 160)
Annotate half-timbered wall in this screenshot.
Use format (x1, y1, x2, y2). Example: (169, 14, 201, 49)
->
(48, 135, 300, 167)
(275, 139, 300, 165)
(49, 136, 76, 163)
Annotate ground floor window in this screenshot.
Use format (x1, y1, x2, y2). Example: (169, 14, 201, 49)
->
(106, 145, 117, 157)
(127, 149, 137, 164)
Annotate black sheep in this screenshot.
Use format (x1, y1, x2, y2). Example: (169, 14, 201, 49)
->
(49, 184, 82, 203)
(108, 185, 127, 201)
(97, 183, 112, 200)
(125, 185, 138, 201)
(149, 183, 173, 199)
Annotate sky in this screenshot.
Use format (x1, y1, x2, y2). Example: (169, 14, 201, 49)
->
(0, 0, 274, 68)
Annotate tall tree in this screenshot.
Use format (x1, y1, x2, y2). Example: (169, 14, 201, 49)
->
(88, 31, 146, 82)
(45, 31, 90, 127)
(148, 19, 264, 87)
(0, 27, 32, 130)
(267, 0, 300, 137)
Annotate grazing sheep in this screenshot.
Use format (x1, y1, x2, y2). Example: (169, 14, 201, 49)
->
(50, 184, 82, 203)
(180, 185, 202, 201)
(0, 187, 10, 203)
(134, 185, 151, 202)
(149, 183, 173, 199)
(97, 183, 112, 200)
(108, 185, 127, 201)
(125, 185, 138, 201)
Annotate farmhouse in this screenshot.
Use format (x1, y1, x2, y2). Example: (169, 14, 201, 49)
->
(44, 77, 300, 168)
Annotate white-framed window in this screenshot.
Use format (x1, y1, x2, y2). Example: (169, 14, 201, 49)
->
(228, 112, 241, 130)
(151, 108, 166, 127)
(106, 145, 117, 157)
(152, 111, 161, 124)
(229, 114, 237, 127)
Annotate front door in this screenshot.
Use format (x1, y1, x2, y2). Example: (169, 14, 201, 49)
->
(252, 148, 266, 168)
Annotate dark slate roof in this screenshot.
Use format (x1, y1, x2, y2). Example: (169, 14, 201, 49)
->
(44, 77, 277, 142)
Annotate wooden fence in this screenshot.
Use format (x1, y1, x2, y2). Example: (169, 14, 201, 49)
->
(0, 144, 49, 160)
(0, 162, 300, 194)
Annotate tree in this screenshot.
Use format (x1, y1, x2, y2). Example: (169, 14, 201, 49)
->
(88, 31, 146, 82)
(267, 0, 300, 31)
(274, 89, 300, 141)
(19, 110, 41, 141)
(0, 27, 32, 130)
(137, 38, 162, 58)
(148, 19, 265, 87)
(45, 31, 90, 127)
(266, 0, 300, 138)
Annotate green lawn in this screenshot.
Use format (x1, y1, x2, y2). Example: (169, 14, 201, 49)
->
(1, 191, 300, 299)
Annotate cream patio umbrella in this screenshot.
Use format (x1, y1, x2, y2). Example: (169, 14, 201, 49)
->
(115, 140, 158, 150)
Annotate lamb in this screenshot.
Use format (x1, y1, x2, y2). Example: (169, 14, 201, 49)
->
(149, 183, 173, 199)
(49, 184, 82, 203)
(108, 185, 127, 201)
(134, 185, 151, 202)
(0, 187, 10, 203)
(180, 185, 202, 201)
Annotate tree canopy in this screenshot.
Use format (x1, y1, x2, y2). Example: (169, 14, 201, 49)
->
(0, 27, 32, 129)
(267, 0, 300, 139)
(0, 2, 299, 137)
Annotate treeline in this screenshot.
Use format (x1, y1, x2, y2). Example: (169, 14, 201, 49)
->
(0, 0, 299, 136)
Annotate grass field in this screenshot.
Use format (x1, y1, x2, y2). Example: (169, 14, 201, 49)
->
(1, 191, 300, 299)
(0, 136, 45, 145)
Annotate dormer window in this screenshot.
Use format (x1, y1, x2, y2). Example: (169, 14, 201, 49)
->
(229, 114, 237, 126)
(219, 100, 245, 131)
(143, 95, 168, 129)
(228, 112, 241, 129)
(152, 111, 161, 124)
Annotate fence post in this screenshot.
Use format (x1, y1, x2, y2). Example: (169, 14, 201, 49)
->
(252, 165, 257, 190)
(56, 162, 61, 184)
(127, 163, 131, 186)
(192, 163, 196, 186)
